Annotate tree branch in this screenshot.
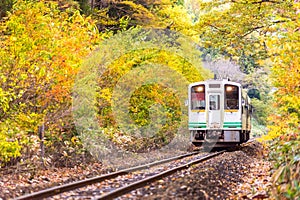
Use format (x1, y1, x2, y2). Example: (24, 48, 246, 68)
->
(241, 19, 290, 38)
(242, 25, 265, 38)
(206, 23, 230, 34)
(231, 0, 281, 4)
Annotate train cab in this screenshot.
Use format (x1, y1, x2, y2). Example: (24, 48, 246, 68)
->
(188, 79, 251, 147)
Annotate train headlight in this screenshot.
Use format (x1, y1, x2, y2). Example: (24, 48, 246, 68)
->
(226, 86, 233, 92)
(196, 86, 204, 92)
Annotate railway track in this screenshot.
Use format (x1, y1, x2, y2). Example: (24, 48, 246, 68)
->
(14, 150, 206, 200)
(93, 151, 225, 200)
(15, 139, 255, 200)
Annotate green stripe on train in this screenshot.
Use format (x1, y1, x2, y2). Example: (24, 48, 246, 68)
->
(223, 122, 242, 128)
(223, 122, 242, 124)
(223, 126, 242, 128)
(189, 122, 206, 128)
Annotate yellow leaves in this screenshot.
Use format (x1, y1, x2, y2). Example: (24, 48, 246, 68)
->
(16, 112, 43, 132)
(267, 111, 299, 139)
(158, 3, 196, 36)
(10, 36, 17, 41)
(0, 135, 21, 163)
(0, 88, 10, 113)
(99, 88, 112, 103)
(260, 2, 300, 140)
(121, 1, 155, 21)
(71, 136, 80, 145)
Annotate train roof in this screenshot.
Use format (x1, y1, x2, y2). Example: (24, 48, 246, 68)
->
(188, 79, 241, 88)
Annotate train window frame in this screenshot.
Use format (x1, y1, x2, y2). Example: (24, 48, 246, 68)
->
(191, 85, 206, 110)
(224, 84, 239, 110)
(209, 94, 220, 110)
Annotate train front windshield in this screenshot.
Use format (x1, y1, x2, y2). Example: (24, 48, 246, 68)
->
(191, 85, 205, 110)
(225, 84, 239, 110)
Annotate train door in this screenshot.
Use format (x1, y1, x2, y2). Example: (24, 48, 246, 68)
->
(208, 93, 221, 128)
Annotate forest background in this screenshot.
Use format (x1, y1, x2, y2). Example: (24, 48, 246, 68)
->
(0, 0, 299, 199)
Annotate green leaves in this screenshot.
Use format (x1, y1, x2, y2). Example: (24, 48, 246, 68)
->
(269, 137, 300, 199)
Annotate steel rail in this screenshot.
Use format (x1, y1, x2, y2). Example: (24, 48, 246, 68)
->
(93, 150, 226, 200)
(237, 138, 257, 148)
(245, 138, 256, 144)
(14, 151, 201, 200)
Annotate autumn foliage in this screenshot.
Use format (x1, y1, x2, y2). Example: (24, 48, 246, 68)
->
(265, 3, 300, 199)
(0, 0, 98, 163)
(0, 0, 299, 198)
(267, 9, 300, 139)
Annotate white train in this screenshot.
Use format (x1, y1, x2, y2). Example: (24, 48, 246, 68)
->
(188, 78, 251, 147)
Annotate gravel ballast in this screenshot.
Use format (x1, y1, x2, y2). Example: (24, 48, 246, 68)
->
(130, 141, 271, 199)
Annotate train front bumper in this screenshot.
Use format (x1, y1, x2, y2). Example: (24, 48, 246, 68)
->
(190, 129, 241, 143)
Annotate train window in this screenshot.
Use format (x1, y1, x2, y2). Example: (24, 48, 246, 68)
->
(191, 85, 205, 110)
(209, 94, 220, 110)
(225, 84, 239, 109)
